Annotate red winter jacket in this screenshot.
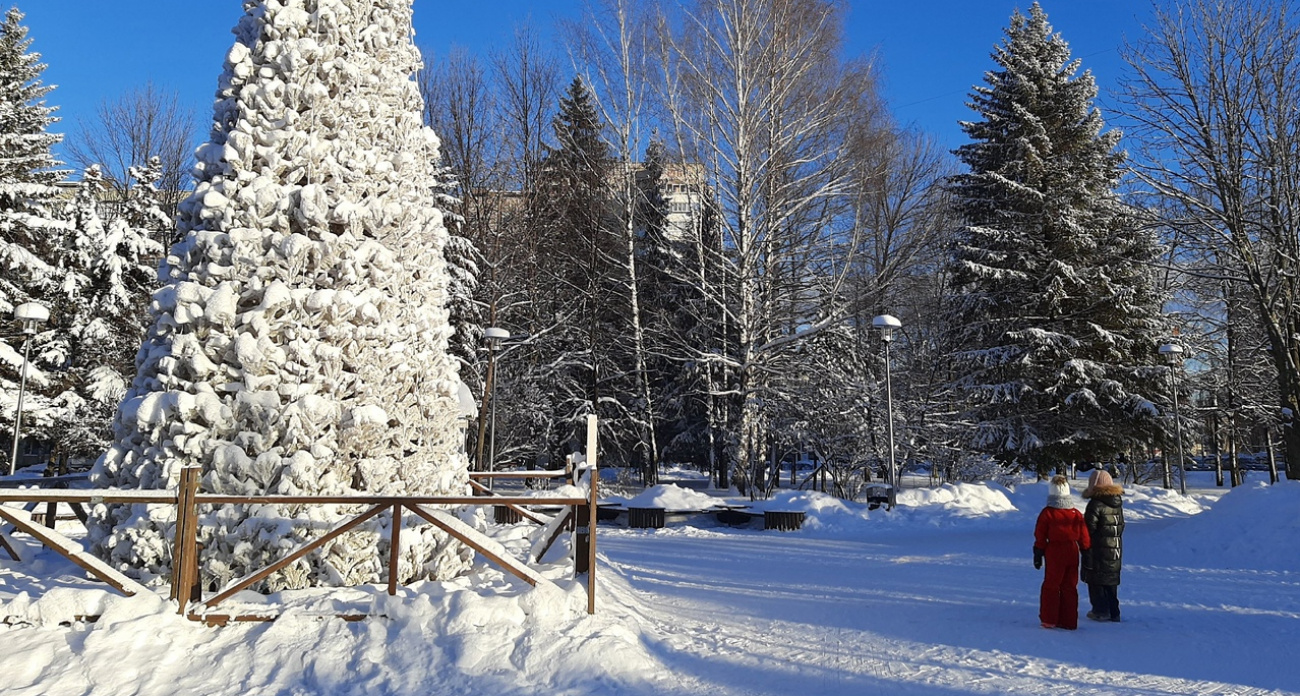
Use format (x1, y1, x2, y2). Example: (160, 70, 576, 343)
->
(1034, 506, 1090, 566)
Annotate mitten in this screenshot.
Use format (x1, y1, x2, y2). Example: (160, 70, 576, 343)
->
(1033, 547, 1044, 570)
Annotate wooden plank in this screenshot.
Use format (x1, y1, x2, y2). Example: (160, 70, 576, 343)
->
(529, 506, 574, 563)
(193, 495, 587, 506)
(0, 490, 176, 504)
(0, 501, 38, 538)
(192, 613, 372, 627)
(469, 471, 568, 479)
(0, 506, 153, 597)
(0, 490, 587, 507)
(201, 504, 388, 610)
(169, 471, 190, 602)
(406, 505, 547, 588)
(0, 473, 89, 489)
(0, 528, 21, 561)
(468, 480, 552, 526)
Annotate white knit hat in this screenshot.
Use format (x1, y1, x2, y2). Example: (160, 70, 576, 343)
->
(1048, 475, 1070, 499)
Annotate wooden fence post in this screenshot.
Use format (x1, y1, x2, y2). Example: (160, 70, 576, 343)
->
(173, 466, 201, 614)
(388, 503, 402, 596)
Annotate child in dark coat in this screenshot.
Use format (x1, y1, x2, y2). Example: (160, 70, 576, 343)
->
(1033, 475, 1090, 629)
(1082, 469, 1125, 621)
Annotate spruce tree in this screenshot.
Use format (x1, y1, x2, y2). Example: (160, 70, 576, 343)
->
(636, 137, 702, 468)
(434, 171, 484, 390)
(946, 3, 1166, 475)
(526, 77, 625, 463)
(89, 0, 472, 590)
(56, 165, 163, 462)
(0, 7, 73, 466)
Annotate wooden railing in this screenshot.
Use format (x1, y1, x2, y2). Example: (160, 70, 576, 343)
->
(0, 417, 602, 623)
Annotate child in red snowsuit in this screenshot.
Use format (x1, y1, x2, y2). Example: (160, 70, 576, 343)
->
(1033, 475, 1090, 629)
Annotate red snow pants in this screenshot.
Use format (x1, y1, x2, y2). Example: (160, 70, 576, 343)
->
(1035, 506, 1090, 630)
(1039, 552, 1080, 629)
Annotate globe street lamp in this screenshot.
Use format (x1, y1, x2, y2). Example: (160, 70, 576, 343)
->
(1158, 343, 1188, 495)
(484, 327, 509, 488)
(873, 314, 902, 507)
(9, 302, 49, 476)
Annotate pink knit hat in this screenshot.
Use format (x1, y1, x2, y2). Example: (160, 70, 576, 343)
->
(1085, 469, 1114, 493)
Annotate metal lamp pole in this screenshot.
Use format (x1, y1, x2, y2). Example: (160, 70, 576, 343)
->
(9, 302, 50, 476)
(873, 314, 902, 507)
(484, 327, 509, 489)
(1159, 343, 1188, 495)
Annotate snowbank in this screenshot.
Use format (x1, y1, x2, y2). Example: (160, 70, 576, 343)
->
(1001, 479, 1206, 521)
(608, 484, 723, 511)
(1141, 480, 1300, 572)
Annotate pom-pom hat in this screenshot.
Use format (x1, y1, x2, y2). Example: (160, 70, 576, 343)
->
(1048, 475, 1070, 499)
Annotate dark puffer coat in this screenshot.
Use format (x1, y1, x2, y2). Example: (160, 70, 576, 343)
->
(1082, 485, 1124, 586)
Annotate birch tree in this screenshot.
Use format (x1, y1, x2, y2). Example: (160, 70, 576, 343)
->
(567, 0, 663, 483)
(66, 81, 197, 225)
(658, 0, 880, 494)
(1119, 0, 1300, 480)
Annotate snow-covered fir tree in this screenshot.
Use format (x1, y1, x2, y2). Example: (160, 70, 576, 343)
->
(946, 2, 1167, 475)
(523, 77, 625, 464)
(89, 0, 473, 590)
(0, 7, 74, 467)
(121, 156, 180, 246)
(433, 173, 484, 393)
(55, 165, 163, 463)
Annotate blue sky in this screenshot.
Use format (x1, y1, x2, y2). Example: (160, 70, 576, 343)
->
(21, 0, 1151, 162)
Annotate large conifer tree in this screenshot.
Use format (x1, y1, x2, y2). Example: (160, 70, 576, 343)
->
(56, 164, 163, 462)
(90, 0, 472, 590)
(0, 7, 74, 465)
(946, 3, 1166, 474)
(520, 77, 625, 464)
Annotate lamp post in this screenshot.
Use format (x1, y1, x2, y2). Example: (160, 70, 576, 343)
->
(873, 314, 902, 506)
(484, 327, 509, 488)
(1159, 343, 1188, 495)
(9, 302, 49, 476)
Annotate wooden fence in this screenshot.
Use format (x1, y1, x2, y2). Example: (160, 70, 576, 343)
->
(0, 418, 601, 624)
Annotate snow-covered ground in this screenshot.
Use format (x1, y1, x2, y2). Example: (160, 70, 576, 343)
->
(1, 473, 1297, 695)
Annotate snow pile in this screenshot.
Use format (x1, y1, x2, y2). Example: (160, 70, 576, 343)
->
(0, 516, 684, 696)
(1142, 481, 1300, 572)
(609, 484, 721, 511)
(897, 482, 1017, 516)
(0, 588, 137, 627)
(0, 567, 673, 696)
(722, 484, 1020, 535)
(765, 480, 1204, 534)
(1120, 483, 1208, 520)
(1003, 479, 1075, 514)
